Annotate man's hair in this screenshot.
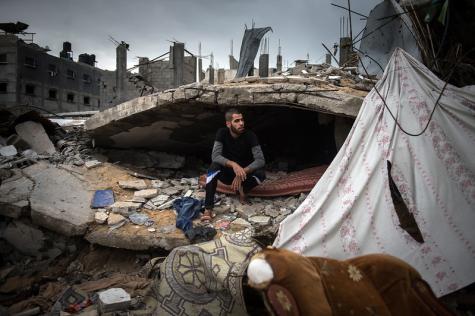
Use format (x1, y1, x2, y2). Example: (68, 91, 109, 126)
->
(225, 108, 242, 122)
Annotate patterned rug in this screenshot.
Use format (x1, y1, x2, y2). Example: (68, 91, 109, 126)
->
(154, 228, 260, 316)
(198, 165, 328, 197)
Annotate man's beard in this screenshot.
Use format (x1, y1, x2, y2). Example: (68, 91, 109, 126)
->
(230, 125, 244, 135)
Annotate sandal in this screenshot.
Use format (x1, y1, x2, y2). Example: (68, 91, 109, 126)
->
(201, 214, 212, 222)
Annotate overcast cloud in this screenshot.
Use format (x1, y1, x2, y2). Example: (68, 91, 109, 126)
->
(1, 0, 381, 71)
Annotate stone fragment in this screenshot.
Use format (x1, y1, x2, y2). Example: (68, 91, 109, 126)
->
(156, 198, 177, 210)
(248, 215, 271, 226)
(108, 213, 126, 226)
(21, 149, 38, 160)
(183, 190, 193, 197)
(134, 189, 158, 199)
(131, 196, 147, 203)
(235, 204, 258, 220)
(160, 187, 180, 196)
(95, 211, 108, 224)
(15, 121, 56, 154)
(109, 201, 141, 215)
(151, 194, 169, 205)
(85, 160, 102, 169)
(98, 288, 131, 313)
(0, 145, 17, 157)
(279, 207, 291, 216)
(150, 179, 169, 188)
(263, 205, 280, 218)
(143, 201, 157, 210)
(231, 218, 252, 227)
(147, 227, 156, 232)
(118, 180, 147, 190)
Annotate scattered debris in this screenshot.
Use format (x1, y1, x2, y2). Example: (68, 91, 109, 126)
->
(98, 288, 131, 314)
(118, 180, 147, 190)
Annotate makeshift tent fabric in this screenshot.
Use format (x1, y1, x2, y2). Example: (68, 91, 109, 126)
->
(274, 48, 475, 297)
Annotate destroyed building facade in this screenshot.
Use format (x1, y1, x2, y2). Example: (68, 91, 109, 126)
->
(0, 34, 104, 112)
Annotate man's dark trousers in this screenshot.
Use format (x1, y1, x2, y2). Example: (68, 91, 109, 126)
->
(204, 162, 265, 210)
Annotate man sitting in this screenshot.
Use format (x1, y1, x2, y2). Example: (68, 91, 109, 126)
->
(203, 108, 266, 221)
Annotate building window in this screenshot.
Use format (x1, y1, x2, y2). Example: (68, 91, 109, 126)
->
(83, 74, 91, 84)
(48, 64, 58, 77)
(25, 84, 35, 95)
(0, 54, 7, 64)
(0, 82, 7, 93)
(66, 69, 76, 79)
(25, 56, 37, 68)
(67, 93, 75, 103)
(48, 89, 57, 100)
(84, 96, 91, 105)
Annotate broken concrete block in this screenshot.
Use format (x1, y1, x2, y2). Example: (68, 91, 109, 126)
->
(231, 218, 252, 227)
(0, 200, 29, 219)
(15, 121, 56, 155)
(143, 201, 157, 210)
(131, 196, 147, 203)
(0, 145, 17, 157)
(109, 201, 141, 215)
(156, 198, 177, 210)
(23, 162, 94, 236)
(248, 215, 271, 226)
(95, 211, 108, 224)
(118, 180, 147, 190)
(3, 220, 45, 256)
(263, 205, 280, 218)
(148, 152, 185, 169)
(98, 288, 131, 313)
(108, 213, 126, 226)
(85, 160, 102, 169)
(235, 204, 258, 220)
(160, 187, 180, 196)
(133, 189, 158, 199)
(183, 190, 193, 197)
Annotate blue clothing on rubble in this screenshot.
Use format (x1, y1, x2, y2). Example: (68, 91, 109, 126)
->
(173, 197, 204, 232)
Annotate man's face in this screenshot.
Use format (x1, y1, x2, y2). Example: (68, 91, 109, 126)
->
(226, 113, 245, 135)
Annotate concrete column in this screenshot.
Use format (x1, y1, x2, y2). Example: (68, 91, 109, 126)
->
(229, 55, 238, 70)
(276, 54, 282, 72)
(217, 68, 225, 84)
(258, 54, 269, 77)
(208, 66, 214, 84)
(138, 57, 149, 82)
(325, 54, 331, 65)
(198, 58, 204, 81)
(339, 37, 353, 67)
(116, 42, 128, 103)
(172, 42, 184, 87)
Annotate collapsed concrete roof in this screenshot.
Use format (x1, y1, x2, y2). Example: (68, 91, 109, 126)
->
(85, 76, 367, 152)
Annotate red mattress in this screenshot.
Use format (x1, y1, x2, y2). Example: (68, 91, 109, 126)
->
(198, 165, 328, 197)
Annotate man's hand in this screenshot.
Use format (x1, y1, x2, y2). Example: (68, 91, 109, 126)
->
(231, 162, 247, 181)
(231, 176, 243, 191)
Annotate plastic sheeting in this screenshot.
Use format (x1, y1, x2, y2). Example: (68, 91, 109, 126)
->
(235, 27, 272, 78)
(357, 0, 421, 77)
(274, 48, 475, 297)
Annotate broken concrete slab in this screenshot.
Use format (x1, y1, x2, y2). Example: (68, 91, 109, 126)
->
(133, 189, 158, 199)
(0, 145, 17, 157)
(118, 180, 147, 190)
(22, 162, 94, 236)
(15, 121, 56, 155)
(0, 200, 29, 219)
(86, 210, 188, 251)
(85, 81, 364, 152)
(2, 220, 45, 256)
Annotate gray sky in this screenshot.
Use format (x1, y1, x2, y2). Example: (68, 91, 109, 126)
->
(1, 0, 381, 71)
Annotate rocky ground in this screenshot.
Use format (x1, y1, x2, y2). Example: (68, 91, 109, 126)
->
(0, 113, 308, 315)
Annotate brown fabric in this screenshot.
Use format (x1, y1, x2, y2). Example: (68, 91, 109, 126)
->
(75, 273, 150, 296)
(266, 284, 299, 316)
(198, 165, 328, 197)
(252, 249, 453, 316)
